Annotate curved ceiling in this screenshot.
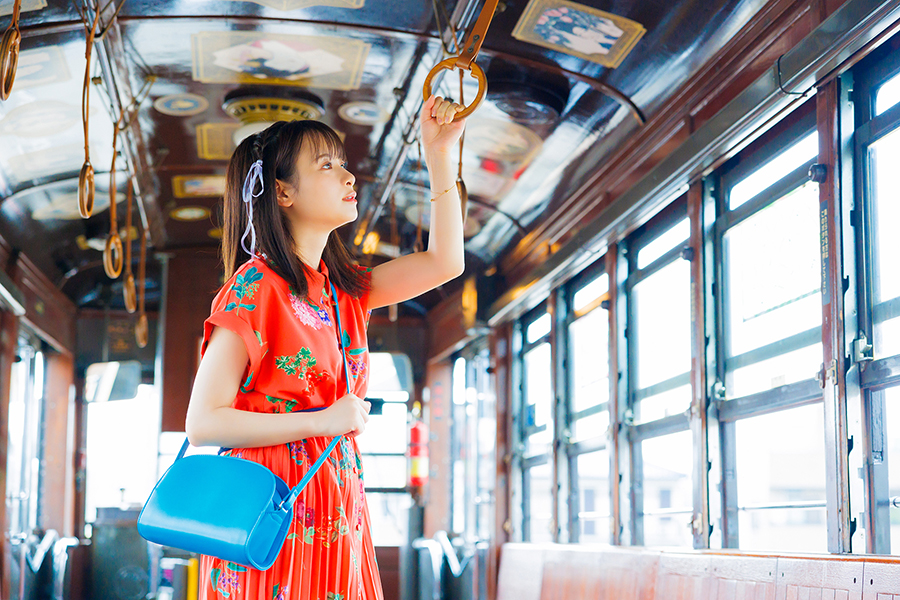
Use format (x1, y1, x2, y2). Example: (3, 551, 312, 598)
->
(0, 0, 769, 311)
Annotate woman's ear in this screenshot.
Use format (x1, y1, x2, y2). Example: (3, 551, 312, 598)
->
(275, 179, 293, 208)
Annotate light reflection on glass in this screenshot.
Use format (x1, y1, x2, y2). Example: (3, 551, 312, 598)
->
(729, 132, 818, 210)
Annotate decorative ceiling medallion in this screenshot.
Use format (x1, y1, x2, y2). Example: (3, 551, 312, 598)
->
(170, 206, 211, 222)
(153, 94, 210, 116)
(223, 87, 325, 144)
(0, 0, 46, 16)
(338, 101, 388, 126)
(12, 46, 70, 90)
(512, 0, 645, 68)
(172, 175, 227, 198)
(0, 101, 80, 138)
(192, 31, 369, 91)
(222, 0, 364, 9)
(196, 123, 240, 160)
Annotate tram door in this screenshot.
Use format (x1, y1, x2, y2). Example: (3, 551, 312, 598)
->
(445, 346, 495, 600)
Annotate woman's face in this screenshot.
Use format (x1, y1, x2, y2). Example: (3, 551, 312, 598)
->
(280, 137, 358, 232)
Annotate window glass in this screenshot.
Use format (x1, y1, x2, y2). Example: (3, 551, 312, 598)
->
(355, 402, 408, 455)
(729, 132, 818, 210)
(868, 126, 900, 358)
(633, 259, 692, 422)
(735, 403, 827, 552)
(366, 492, 413, 546)
(640, 431, 693, 547)
(5, 345, 43, 535)
(573, 410, 609, 443)
(569, 307, 609, 415)
(724, 181, 821, 397)
(473, 352, 497, 542)
(576, 450, 609, 543)
(883, 389, 900, 553)
(524, 343, 553, 456)
(637, 219, 690, 269)
(636, 384, 692, 424)
(728, 344, 822, 398)
(525, 462, 554, 542)
(85, 384, 160, 523)
(573, 273, 609, 313)
(876, 70, 900, 115)
(527, 313, 551, 344)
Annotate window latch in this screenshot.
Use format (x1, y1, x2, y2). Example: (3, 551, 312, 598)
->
(852, 333, 873, 365)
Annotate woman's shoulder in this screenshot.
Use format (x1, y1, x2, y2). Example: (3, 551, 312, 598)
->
(211, 256, 285, 312)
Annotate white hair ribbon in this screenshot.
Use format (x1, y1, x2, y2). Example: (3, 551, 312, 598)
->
(241, 159, 264, 256)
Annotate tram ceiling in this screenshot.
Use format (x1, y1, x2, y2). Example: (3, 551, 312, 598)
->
(0, 0, 772, 312)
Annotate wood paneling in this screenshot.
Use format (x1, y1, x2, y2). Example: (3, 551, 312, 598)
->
(161, 248, 223, 432)
(490, 322, 513, 600)
(426, 286, 473, 362)
(42, 352, 76, 536)
(496, 545, 897, 600)
(14, 253, 77, 355)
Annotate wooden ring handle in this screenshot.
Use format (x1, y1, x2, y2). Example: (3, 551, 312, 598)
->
(422, 58, 486, 121)
(79, 161, 94, 218)
(123, 273, 137, 313)
(103, 233, 123, 279)
(135, 313, 148, 348)
(0, 28, 20, 101)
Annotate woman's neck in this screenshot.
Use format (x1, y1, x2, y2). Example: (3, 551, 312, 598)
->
(290, 225, 330, 270)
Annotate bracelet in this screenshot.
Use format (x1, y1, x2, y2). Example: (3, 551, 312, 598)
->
(430, 183, 455, 202)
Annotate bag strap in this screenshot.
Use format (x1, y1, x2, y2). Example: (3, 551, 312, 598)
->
(177, 279, 357, 513)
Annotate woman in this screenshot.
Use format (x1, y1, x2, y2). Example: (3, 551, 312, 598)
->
(185, 95, 465, 598)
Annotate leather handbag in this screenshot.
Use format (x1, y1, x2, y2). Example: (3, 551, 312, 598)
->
(137, 282, 352, 570)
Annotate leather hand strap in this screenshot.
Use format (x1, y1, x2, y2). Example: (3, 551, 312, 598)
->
(454, 0, 500, 71)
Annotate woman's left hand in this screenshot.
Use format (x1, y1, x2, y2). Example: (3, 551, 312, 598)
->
(421, 94, 466, 156)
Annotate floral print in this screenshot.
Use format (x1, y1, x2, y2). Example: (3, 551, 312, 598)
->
(199, 258, 377, 600)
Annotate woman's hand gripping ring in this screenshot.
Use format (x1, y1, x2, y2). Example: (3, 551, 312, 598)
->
(422, 58, 486, 121)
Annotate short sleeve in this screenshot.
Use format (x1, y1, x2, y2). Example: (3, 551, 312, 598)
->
(201, 263, 270, 392)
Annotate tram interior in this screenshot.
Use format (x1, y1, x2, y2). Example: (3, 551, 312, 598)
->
(2, 0, 900, 599)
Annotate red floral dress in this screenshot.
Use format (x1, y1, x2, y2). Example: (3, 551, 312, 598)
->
(198, 256, 382, 600)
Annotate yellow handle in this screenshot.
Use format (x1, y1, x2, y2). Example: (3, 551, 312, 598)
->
(0, 27, 21, 101)
(103, 233, 123, 279)
(78, 162, 95, 218)
(422, 58, 486, 121)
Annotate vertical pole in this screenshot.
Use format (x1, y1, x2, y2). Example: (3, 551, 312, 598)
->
(688, 182, 710, 549)
(817, 77, 853, 553)
(605, 245, 622, 545)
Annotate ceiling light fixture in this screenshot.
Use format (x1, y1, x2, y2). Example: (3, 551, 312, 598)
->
(223, 87, 326, 145)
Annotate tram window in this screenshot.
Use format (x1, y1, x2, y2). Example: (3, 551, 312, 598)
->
(524, 342, 553, 455)
(526, 312, 552, 343)
(639, 431, 693, 547)
(728, 132, 818, 210)
(723, 179, 822, 398)
(882, 388, 900, 552)
(637, 218, 690, 269)
(866, 126, 900, 358)
(573, 272, 608, 314)
(633, 260, 692, 423)
(365, 493, 413, 546)
(575, 450, 609, 543)
(569, 298, 609, 440)
(84, 383, 160, 524)
(875, 70, 900, 115)
(734, 403, 827, 552)
(524, 462, 554, 543)
(355, 401, 408, 455)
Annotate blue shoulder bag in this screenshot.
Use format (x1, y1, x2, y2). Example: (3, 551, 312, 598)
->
(137, 282, 353, 570)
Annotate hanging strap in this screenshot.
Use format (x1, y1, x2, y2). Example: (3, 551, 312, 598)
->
(177, 280, 356, 513)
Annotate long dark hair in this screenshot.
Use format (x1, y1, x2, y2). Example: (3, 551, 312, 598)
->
(223, 120, 368, 299)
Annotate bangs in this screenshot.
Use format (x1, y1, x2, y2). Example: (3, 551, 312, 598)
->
(302, 127, 346, 162)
